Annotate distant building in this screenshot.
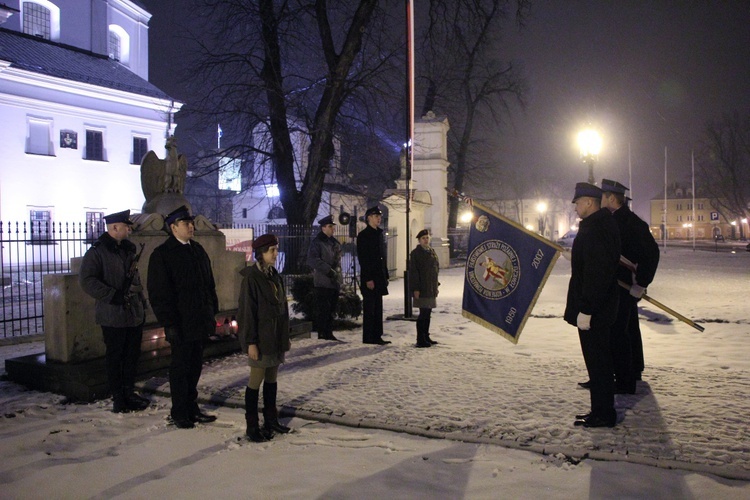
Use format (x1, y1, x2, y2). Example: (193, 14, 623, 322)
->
(231, 120, 366, 225)
(485, 197, 577, 242)
(0, 0, 179, 235)
(649, 183, 738, 240)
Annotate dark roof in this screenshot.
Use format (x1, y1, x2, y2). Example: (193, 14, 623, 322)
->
(0, 27, 172, 100)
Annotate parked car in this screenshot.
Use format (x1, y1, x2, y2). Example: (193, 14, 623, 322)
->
(556, 230, 578, 248)
(714, 234, 725, 242)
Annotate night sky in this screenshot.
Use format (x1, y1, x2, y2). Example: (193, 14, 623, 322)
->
(141, 1, 750, 219)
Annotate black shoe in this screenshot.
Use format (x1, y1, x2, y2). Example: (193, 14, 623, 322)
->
(169, 416, 195, 429)
(577, 380, 592, 389)
(575, 412, 591, 420)
(426, 337, 438, 345)
(246, 426, 269, 442)
(124, 393, 150, 411)
(574, 414, 615, 428)
(364, 339, 391, 345)
(265, 420, 291, 434)
(192, 411, 217, 424)
(415, 341, 432, 348)
(112, 399, 131, 414)
(327, 334, 341, 341)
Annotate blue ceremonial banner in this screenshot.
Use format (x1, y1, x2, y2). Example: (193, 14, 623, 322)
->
(462, 202, 561, 344)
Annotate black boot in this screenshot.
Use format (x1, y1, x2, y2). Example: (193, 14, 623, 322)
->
(245, 387, 270, 442)
(263, 382, 291, 434)
(415, 319, 431, 348)
(123, 388, 150, 411)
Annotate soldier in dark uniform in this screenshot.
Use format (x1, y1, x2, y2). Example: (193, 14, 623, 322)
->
(147, 206, 219, 429)
(356, 206, 390, 345)
(601, 179, 660, 392)
(79, 209, 149, 413)
(306, 215, 343, 341)
(564, 183, 621, 428)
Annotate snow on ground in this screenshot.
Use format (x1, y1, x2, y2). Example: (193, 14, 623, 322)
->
(1, 247, 749, 499)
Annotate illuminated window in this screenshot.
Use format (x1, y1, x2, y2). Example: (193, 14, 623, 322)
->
(85, 212, 104, 242)
(23, 2, 50, 39)
(85, 130, 104, 161)
(109, 31, 121, 61)
(265, 184, 280, 197)
(29, 209, 53, 243)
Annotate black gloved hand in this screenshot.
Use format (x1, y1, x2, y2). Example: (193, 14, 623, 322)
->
(164, 326, 181, 344)
(110, 290, 126, 305)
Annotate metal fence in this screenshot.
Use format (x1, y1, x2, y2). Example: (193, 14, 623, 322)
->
(1, 221, 101, 338)
(0, 220, 394, 339)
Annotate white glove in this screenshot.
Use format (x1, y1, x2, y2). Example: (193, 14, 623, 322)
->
(629, 283, 646, 300)
(577, 313, 591, 331)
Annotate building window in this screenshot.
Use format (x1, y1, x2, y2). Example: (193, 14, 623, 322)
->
(85, 212, 104, 243)
(85, 130, 104, 161)
(109, 30, 121, 61)
(676, 203, 682, 210)
(698, 202, 704, 210)
(108, 25, 130, 65)
(242, 208, 248, 218)
(26, 119, 52, 155)
(23, 2, 50, 39)
(29, 210, 53, 243)
(132, 137, 148, 164)
(268, 206, 285, 220)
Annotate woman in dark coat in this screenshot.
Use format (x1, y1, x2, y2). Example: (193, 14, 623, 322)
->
(237, 234, 291, 442)
(409, 229, 440, 347)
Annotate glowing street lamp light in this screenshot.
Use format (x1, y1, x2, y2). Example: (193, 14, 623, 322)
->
(536, 201, 548, 237)
(578, 129, 602, 184)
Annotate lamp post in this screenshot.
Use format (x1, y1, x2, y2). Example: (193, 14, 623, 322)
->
(536, 201, 548, 238)
(578, 129, 602, 184)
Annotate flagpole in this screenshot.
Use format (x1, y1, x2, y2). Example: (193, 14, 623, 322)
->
(662, 146, 667, 253)
(628, 142, 633, 206)
(691, 150, 696, 251)
(403, 0, 415, 318)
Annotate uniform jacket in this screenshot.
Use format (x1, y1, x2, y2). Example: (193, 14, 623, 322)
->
(307, 231, 343, 289)
(356, 224, 389, 295)
(409, 244, 439, 308)
(79, 232, 146, 327)
(564, 208, 621, 329)
(147, 236, 218, 342)
(612, 205, 660, 287)
(237, 263, 291, 359)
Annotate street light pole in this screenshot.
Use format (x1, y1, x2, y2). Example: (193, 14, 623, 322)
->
(578, 129, 602, 184)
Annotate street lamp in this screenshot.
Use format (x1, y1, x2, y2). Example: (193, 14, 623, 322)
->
(578, 129, 602, 184)
(536, 201, 548, 238)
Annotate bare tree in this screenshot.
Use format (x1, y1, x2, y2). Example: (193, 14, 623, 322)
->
(696, 112, 750, 222)
(183, 0, 404, 227)
(416, 0, 529, 236)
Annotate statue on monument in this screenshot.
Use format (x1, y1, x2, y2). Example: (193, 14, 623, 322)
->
(140, 135, 192, 217)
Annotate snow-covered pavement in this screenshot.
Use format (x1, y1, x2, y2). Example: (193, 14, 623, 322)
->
(1, 247, 748, 498)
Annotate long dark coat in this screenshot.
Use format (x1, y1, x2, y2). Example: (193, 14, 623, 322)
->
(356, 224, 389, 295)
(307, 231, 343, 289)
(409, 244, 439, 309)
(237, 263, 290, 367)
(612, 205, 660, 286)
(79, 232, 146, 327)
(564, 208, 621, 329)
(147, 236, 218, 342)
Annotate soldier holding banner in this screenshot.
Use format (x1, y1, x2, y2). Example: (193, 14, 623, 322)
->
(564, 182, 621, 428)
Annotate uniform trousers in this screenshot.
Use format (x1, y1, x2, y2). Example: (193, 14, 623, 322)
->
(314, 287, 338, 338)
(578, 325, 616, 422)
(361, 288, 384, 343)
(611, 287, 638, 390)
(168, 339, 204, 420)
(101, 325, 143, 397)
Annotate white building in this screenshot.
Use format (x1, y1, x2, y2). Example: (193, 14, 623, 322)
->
(0, 0, 179, 236)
